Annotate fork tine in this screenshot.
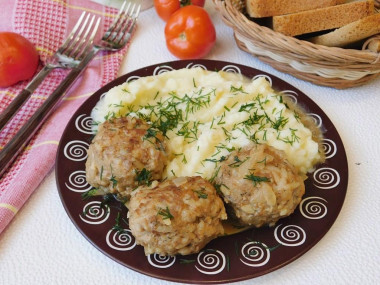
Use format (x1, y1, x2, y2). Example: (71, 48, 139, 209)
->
(116, 4, 141, 45)
(70, 15, 96, 59)
(103, 2, 133, 42)
(57, 12, 86, 54)
(103, 1, 130, 40)
(62, 13, 91, 56)
(78, 17, 101, 60)
(109, 3, 136, 43)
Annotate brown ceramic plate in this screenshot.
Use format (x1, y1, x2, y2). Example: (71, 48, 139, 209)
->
(56, 59, 348, 284)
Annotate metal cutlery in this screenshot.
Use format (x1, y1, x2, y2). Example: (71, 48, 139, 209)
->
(0, 1, 141, 177)
(0, 12, 101, 131)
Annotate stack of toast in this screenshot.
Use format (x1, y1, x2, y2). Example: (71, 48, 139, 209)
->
(245, 0, 380, 51)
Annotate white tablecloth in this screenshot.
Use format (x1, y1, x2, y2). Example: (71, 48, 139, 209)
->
(1, 3, 380, 284)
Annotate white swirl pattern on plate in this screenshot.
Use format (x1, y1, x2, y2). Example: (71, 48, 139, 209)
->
(195, 250, 226, 275)
(106, 228, 136, 251)
(147, 254, 176, 268)
(186, 62, 207, 70)
(313, 167, 340, 189)
(99, 92, 107, 101)
(63, 140, 89, 161)
(240, 242, 270, 267)
(153, 65, 174, 75)
(279, 90, 298, 104)
(56, 62, 347, 282)
(300, 196, 328, 219)
(307, 113, 323, 128)
(322, 139, 337, 159)
(252, 74, 272, 86)
(79, 201, 110, 224)
(274, 224, 306, 247)
(65, 170, 92, 193)
(75, 114, 94, 134)
(126, 75, 141, 82)
(221, 65, 241, 74)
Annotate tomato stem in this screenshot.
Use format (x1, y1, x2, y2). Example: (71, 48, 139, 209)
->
(180, 0, 192, 7)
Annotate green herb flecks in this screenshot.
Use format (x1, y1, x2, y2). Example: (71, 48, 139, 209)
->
(81, 188, 98, 200)
(193, 188, 208, 199)
(112, 212, 129, 234)
(230, 85, 247, 95)
(244, 172, 270, 186)
(228, 156, 249, 168)
(158, 206, 174, 220)
(135, 168, 153, 186)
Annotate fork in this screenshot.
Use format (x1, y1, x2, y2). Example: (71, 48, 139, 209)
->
(0, 1, 141, 177)
(0, 12, 101, 131)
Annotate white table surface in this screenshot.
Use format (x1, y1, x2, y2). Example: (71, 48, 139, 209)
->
(1, 2, 380, 284)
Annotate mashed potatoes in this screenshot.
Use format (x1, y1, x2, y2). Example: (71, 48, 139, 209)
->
(91, 67, 322, 178)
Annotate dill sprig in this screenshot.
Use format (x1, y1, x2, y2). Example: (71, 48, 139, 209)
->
(157, 206, 174, 220)
(135, 168, 153, 186)
(193, 188, 208, 199)
(112, 212, 129, 234)
(81, 188, 98, 200)
(244, 172, 271, 186)
(228, 156, 249, 168)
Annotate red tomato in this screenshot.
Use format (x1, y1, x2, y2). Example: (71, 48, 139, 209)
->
(0, 32, 39, 88)
(164, 6, 216, 59)
(154, 0, 205, 22)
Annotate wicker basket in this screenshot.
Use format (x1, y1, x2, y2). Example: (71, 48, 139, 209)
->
(213, 0, 380, 89)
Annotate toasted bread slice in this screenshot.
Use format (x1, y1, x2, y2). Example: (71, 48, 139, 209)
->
(246, 0, 346, 18)
(272, 0, 374, 36)
(309, 13, 380, 47)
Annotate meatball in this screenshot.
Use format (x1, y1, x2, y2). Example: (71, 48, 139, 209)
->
(215, 143, 305, 227)
(85, 116, 167, 200)
(128, 176, 227, 256)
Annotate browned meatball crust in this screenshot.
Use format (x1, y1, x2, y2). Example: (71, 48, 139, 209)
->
(85, 116, 167, 199)
(215, 143, 305, 227)
(128, 176, 227, 256)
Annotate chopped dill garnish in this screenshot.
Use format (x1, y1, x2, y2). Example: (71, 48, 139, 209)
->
(209, 166, 221, 183)
(262, 130, 267, 141)
(193, 188, 208, 199)
(110, 174, 118, 188)
(100, 193, 117, 208)
(158, 206, 174, 220)
(228, 156, 249, 168)
(135, 168, 152, 186)
(99, 166, 104, 180)
(239, 102, 255, 112)
(204, 156, 227, 164)
(112, 212, 129, 234)
(244, 173, 270, 186)
(81, 188, 98, 200)
(113, 101, 125, 108)
(257, 157, 267, 165)
(230, 85, 247, 94)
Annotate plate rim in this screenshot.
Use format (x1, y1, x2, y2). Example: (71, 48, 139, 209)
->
(56, 59, 348, 284)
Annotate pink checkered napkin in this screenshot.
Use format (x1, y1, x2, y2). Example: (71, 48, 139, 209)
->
(0, 0, 132, 234)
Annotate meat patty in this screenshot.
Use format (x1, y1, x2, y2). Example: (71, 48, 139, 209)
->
(85, 116, 167, 200)
(128, 176, 227, 256)
(215, 143, 305, 227)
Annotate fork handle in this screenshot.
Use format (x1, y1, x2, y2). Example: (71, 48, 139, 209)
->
(0, 66, 53, 131)
(0, 49, 98, 177)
